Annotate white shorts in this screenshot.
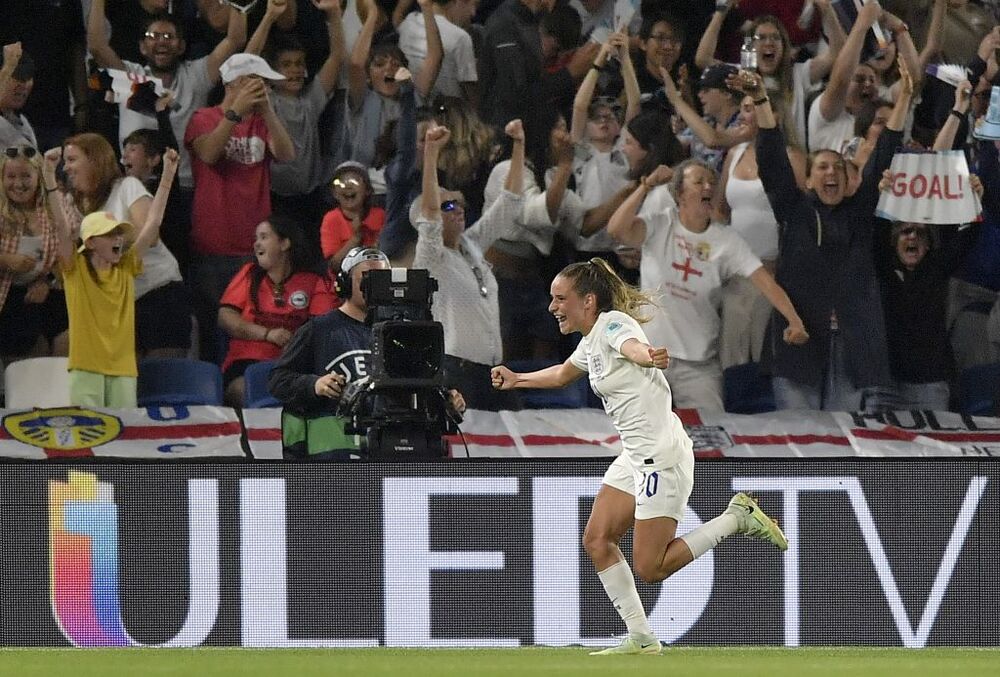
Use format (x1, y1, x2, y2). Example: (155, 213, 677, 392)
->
(602, 452, 694, 522)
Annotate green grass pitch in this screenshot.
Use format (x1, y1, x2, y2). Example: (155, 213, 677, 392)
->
(2, 647, 998, 677)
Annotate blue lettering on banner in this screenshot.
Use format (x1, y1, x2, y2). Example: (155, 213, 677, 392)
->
(157, 443, 197, 454)
(146, 406, 192, 421)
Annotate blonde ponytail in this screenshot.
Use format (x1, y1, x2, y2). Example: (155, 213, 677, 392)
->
(559, 258, 657, 324)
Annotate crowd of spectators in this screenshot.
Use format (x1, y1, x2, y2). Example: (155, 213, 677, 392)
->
(1, 0, 999, 413)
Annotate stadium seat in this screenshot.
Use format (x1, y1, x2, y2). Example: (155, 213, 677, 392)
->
(3, 357, 71, 408)
(243, 361, 281, 408)
(507, 359, 593, 409)
(137, 358, 223, 407)
(957, 362, 1000, 416)
(723, 361, 776, 414)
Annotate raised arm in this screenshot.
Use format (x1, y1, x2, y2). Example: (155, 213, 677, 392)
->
(314, 0, 348, 95)
(731, 70, 804, 220)
(580, 182, 637, 236)
(419, 124, 449, 223)
(491, 359, 586, 390)
(42, 149, 75, 266)
(933, 80, 971, 151)
(807, 0, 848, 83)
(392, 0, 415, 28)
(545, 125, 573, 224)
(619, 34, 641, 125)
(570, 40, 613, 144)
(819, 0, 880, 122)
(917, 0, 948, 76)
(883, 10, 920, 92)
(694, 2, 730, 71)
(86, 0, 125, 70)
(132, 149, 178, 258)
(662, 66, 751, 150)
(0, 43, 22, 104)
(504, 119, 525, 195)
(412, 0, 443, 99)
(205, 5, 249, 86)
(245, 0, 285, 56)
(348, 0, 380, 110)
(607, 166, 671, 248)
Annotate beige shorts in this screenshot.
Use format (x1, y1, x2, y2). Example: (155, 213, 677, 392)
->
(602, 452, 694, 522)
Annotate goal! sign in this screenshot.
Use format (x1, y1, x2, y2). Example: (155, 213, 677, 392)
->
(875, 150, 982, 225)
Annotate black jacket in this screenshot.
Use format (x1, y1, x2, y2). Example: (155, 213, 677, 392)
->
(757, 126, 901, 389)
(269, 309, 373, 417)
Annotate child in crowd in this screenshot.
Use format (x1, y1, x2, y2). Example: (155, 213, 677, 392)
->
(320, 161, 385, 272)
(49, 147, 178, 408)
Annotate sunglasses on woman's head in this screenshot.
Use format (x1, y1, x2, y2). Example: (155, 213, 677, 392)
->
(4, 146, 37, 159)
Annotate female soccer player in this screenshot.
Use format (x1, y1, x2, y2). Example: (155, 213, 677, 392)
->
(490, 258, 787, 654)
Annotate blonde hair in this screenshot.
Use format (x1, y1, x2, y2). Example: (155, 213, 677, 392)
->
(0, 148, 45, 237)
(558, 258, 656, 324)
(433, 97, 497, 185)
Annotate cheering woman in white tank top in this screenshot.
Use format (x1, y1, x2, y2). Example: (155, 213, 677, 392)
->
(715, 94, 806, 369)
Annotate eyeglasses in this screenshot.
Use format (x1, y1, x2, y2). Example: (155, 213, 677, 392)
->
(648, 34, 681, 46)
(471, 264, 487, 297)
(144, 31, 178, 41)
(332, 177, 363, 190)
(4, 146, 37, 159)
(441, 199, 465, 212)
(753, 33, 782, 44)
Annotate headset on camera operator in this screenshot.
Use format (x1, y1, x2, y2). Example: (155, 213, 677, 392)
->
(268, 245, 466, 459)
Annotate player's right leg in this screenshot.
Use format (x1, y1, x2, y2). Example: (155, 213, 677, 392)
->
(585, 456, 660, 656)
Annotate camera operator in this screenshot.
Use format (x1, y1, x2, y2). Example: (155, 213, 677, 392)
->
(268, 246, 466, 459)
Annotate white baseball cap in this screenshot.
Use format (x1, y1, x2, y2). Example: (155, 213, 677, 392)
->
(219, 53, 286, 84)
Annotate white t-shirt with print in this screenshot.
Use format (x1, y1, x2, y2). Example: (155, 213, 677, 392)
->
(639, 210, 762, 361)
(570, 310, 691, 469)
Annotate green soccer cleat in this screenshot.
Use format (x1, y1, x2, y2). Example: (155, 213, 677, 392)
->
(589, 636, 662, 656)
(726, 492, 788, 551)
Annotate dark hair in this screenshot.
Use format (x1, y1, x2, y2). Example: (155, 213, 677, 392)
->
(369, 40, 407, 69)
(853, 98, 893, 138)
(624, 110, 685, 180)
(639, 12, 684, 43)
(248, 214, 311, 314)
(143, 13, 184, 40)
(264, 33, 307, 69)
(541, 4, 583, 52)
(122, 128, 164, 156)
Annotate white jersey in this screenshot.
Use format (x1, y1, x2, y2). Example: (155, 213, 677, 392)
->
(640, 209, 762, 362)
(569, 310, 692, 469)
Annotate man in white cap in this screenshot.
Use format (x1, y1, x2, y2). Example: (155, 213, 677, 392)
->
(184, 51, 296, 361)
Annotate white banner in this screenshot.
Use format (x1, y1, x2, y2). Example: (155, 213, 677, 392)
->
(4, 406, 997, 460)
(875, 150, 982, 224)
(240, 408, 1000, 460)
(0, 406, 244, 459)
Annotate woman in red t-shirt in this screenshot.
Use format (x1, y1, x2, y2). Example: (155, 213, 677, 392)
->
(219, 214, 335, 406)
(319, 161, 385, 272)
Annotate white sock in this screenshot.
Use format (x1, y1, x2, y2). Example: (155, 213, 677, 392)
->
(680, 513, 739, 559)
(597, 560, 655, 639)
